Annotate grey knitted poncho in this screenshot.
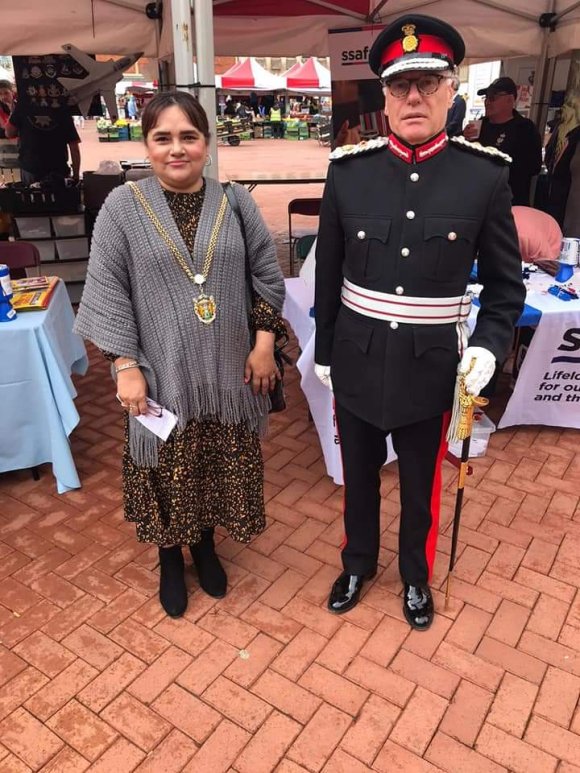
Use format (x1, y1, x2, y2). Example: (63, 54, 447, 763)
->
(74, 176, 285, 467)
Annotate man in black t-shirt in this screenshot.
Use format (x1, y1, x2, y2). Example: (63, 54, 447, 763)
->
(5, 106, 81, 184)
(464, 77, 542, 205)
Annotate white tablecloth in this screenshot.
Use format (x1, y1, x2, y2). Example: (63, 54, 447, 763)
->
(283, 277, 395, 485)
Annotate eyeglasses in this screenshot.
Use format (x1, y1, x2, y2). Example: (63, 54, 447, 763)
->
(382, 74, 451, 99)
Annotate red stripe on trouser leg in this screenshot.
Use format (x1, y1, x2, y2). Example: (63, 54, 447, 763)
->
(425, 410, 451, 581)
(333, 395, 348, 552)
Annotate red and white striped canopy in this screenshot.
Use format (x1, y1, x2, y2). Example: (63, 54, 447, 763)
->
(284, 58, 331, 93)
(219, 57, 283, 91)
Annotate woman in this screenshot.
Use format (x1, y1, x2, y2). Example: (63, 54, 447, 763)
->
(75, 92, 286, 617)
(0, 80, 15, 138)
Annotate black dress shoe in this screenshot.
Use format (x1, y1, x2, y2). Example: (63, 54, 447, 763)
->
(158, 546, 187, 618)
(403, 583, 434, 631)
(327, 570, 376, 614)
(190, 528, 227, 599)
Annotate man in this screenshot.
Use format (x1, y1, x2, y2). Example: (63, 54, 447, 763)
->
(465, 76, 542, 205)
(314, 14, 525, 630)
(446, 83, 466, 136)
(5, 105, 80, 184)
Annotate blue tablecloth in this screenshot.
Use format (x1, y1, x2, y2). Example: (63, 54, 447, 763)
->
(0, 280, 88, 493)
(472, 296, 542, 327)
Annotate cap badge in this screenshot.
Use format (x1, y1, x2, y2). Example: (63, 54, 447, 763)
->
(401, 24, 419, 53)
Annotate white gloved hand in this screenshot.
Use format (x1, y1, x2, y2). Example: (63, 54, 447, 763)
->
(314, 363, 333, 391)
(458, 346, 496, 395)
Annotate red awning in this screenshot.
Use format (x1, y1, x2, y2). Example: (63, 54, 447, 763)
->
(220, 58, 283, 90)
(286, 58, 330, 90)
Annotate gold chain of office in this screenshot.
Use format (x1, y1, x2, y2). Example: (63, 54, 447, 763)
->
(128, 182, 228, 324)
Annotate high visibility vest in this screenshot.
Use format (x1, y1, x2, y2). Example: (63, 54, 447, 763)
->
(270, 108, 281, 122)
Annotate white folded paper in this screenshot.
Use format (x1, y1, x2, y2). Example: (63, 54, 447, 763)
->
(135, 399, 177, 441)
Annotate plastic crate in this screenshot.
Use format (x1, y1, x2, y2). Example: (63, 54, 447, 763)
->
(52, 215, 85, 237)
(48, 260, 87, 283)
(55, 237, 89, 261)
(448, 411, 496, 459)
(29, 239, 56, 262)
(15, 216, 52, 239)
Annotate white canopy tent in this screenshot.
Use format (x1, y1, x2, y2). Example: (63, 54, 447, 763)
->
(1, 0, 579, 60)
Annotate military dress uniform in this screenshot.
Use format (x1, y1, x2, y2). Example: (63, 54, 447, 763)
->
(314, 14, 526, 628)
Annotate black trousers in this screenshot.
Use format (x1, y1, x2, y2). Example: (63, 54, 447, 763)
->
(335, 400, 449, 585)
(271, 122, 284, 138)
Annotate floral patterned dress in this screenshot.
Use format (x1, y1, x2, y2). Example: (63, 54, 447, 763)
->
(104, 184, 286, 546)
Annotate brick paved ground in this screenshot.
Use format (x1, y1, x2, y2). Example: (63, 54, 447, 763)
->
(1, 130, 580, 771)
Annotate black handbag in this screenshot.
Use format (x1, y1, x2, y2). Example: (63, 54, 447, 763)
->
(222, 182, 291, 412)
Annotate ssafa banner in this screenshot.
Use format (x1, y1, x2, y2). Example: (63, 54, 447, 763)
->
(328, 26, 388, 143)
(499, 307, 580, 429)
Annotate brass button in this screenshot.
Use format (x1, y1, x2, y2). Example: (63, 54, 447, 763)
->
(390, 321, 399, 330)
(448, 231, 457, 241)
(395, 286, 404, 295)
(357, 230, 366, 240)
(401, 247, 410, 257)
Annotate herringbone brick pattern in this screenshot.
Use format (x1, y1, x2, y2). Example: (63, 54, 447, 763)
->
(1, 337, 580, 772)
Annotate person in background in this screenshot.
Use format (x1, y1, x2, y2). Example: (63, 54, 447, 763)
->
(224, 96, 237, 117)
(74, 92, 286, 618)
(314, 14, 524, 630)
(269, 100, 284, 138)
(0, 80, 15, 138)
(249, 90, 259, 117)
(127, 93, 138, 120)
(547, 123, 580, 232)
(464, 76, 542, 205)
(5, 105, 81, 184)
(446, 83, 466, 136)
(511, 205, 562, 262)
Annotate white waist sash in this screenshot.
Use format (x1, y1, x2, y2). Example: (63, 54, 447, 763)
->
(341, 278, 472, 353)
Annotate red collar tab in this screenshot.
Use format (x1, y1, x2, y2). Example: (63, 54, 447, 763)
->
(381, 33, 454, 70)
(387, 131, 448, 164)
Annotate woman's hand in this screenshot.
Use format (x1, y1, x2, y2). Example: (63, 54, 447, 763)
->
(244, 332, 279, 396)
(116, 367, 148, 416)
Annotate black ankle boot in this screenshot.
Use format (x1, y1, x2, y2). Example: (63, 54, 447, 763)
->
(158, 546, 187, 618)
(189, 528, 227, 598)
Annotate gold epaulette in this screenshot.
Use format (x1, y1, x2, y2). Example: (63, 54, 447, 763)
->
(329, 137, 389, 162)
(450, 135, 512, 164)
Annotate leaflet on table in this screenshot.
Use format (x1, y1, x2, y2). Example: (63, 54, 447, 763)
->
(135, 399, 177, 441)
(11, 276, 60, 311)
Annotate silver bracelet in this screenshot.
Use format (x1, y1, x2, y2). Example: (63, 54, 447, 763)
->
(115, 361, 139, 374)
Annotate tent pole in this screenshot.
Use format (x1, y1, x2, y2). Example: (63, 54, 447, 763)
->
(529, 0, 556, 129)
(171, 0, 195, 92)
(193, 0, 219, 180)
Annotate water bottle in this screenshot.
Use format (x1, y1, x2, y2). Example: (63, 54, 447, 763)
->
(555, 238, 579, 283)
(0, 264, 17, 322)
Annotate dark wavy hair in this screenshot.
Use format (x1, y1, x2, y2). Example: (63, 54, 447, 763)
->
(141, 91, 210, 141)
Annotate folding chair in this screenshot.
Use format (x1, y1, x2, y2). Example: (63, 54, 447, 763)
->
(295, 234, 317, 272)
(0, 241, 41, 279)
(288, 198, 321, 276)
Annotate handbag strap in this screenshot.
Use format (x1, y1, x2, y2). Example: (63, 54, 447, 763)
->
(222, 182, 251, 291)
(222, 182, 291, 359)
